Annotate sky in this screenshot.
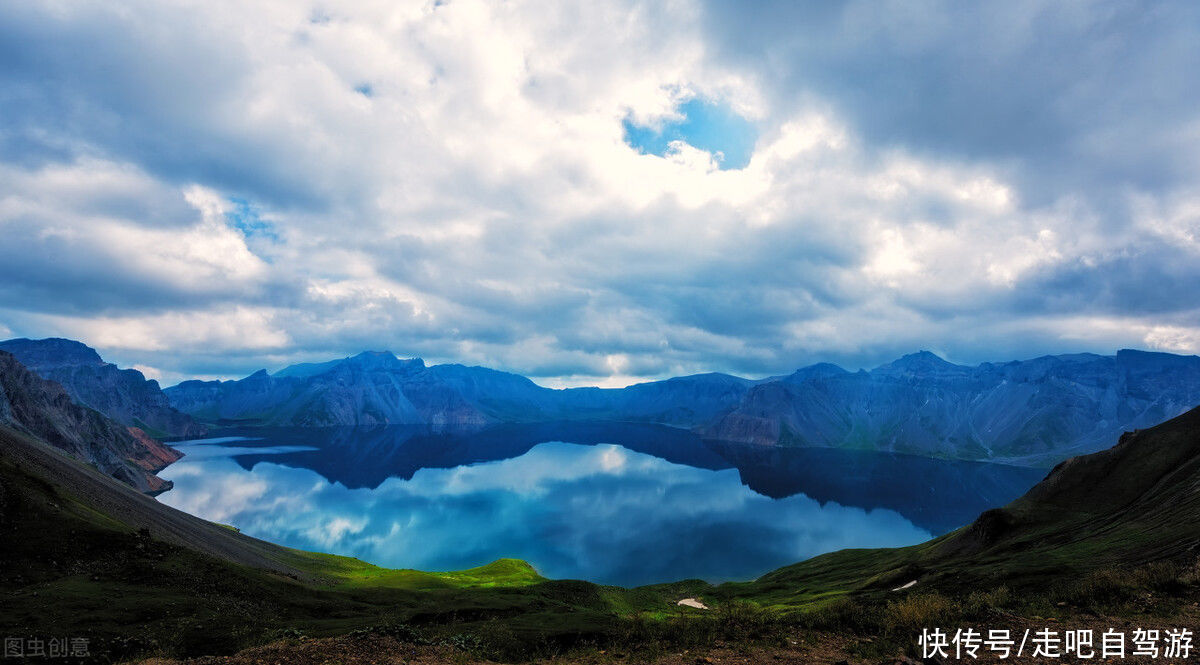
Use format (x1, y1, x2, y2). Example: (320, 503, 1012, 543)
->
(1, 1, 1200, 388)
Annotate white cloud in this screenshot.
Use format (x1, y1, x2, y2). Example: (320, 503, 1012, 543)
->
(1144, 325, 1200, 354)
(37, 306, 290, 353)
(0, 160, 271, 302)
(865, 227, 921, 284)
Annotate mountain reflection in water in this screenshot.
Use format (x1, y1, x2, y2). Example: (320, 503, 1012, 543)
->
(159, 422, 1044, 586)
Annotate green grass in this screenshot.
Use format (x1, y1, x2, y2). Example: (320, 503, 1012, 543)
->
(285, 551, 545, 590)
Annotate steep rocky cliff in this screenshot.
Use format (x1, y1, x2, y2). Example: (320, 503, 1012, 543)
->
(0, 350, 182, 494)
(0, 338, 204, 439)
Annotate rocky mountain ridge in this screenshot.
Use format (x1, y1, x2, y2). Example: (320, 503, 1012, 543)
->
(707, 349, 1200, 465)
(164, 350, 759, 429)
(0, 338, 204, 439)
(0, 350, 181, 494)
(164, 347, 1200, 466)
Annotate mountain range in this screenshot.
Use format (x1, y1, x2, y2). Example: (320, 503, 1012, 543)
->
(3, 335, 1198, 468)
(162, 346, 1200, 465)
(708, 349, 1200, 465)
(164, 350, 756, 429)
(4, 332, 1200, 660)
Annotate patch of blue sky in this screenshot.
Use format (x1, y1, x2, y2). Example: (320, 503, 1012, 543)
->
(224, 198, 278, 242)
(623, 98, 757, 170)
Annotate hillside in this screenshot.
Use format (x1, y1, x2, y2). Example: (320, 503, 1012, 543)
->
(728, 402, 1200, 607)
(0, 338, 205, 439)
(0, 350, 182, 494)
(0, 422, 682, 660)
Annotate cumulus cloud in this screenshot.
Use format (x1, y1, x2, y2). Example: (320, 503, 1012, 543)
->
(0, 0, 1198, 384)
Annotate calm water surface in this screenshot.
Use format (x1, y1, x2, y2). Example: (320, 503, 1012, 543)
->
(158, 423, 1044, 586)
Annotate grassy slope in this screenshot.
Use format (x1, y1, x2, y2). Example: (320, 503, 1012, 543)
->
(717, 405, 1200, 612)
(0, 425, 694, 660)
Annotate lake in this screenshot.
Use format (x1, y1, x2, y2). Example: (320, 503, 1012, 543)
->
(158, 422, 1045, 587)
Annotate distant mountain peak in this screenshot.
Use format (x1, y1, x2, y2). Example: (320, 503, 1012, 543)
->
(352, 350, 396, 360)
(0, 337, 105, 369)
(785, 362, 848, 383)
(1116, 348, 1200, 361)
(273, 351, 426, 379)
(870, 350, 967, 377)
(902, 349, 948, 362)
(345, 350, 424, 371)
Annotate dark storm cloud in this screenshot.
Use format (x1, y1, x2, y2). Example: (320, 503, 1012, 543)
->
(1014, 247, 1200, 317)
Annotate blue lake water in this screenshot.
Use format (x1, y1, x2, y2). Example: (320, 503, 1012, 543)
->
(158, 423, 1045, 587)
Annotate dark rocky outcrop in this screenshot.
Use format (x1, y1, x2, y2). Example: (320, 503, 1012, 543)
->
(0, 350, 182, 494)
(0, 337, 204, 439)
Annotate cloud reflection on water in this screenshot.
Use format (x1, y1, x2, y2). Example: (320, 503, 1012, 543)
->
(159, 441, 930, 587)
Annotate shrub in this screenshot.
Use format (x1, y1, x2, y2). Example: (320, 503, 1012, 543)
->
(963, 586, 1011, 619)
(800, 596, 882, 634)
(347, 622, 427, 644)
(883, 593, 956, 635)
